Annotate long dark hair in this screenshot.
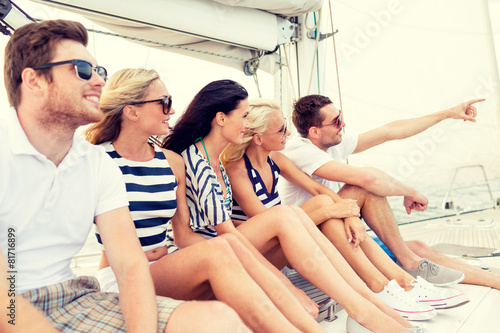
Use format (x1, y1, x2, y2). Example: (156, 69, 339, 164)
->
(163, 79, 248, 154)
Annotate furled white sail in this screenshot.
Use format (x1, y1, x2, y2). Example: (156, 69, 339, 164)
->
(212, 0, 324, 16)
(29, 0, 322, 74)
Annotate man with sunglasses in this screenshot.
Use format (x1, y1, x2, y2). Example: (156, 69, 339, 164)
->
(280, 94, 487, 287)
(0, 20, 245, 333)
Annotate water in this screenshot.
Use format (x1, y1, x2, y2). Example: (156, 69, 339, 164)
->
(389, 177, 500, 225)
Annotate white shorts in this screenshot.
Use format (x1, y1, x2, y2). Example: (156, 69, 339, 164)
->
(96, 261, 158, 293)
(95, 266, 119, 293)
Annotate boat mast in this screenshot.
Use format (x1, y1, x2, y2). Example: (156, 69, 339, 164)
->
(481, 0, 500, 124)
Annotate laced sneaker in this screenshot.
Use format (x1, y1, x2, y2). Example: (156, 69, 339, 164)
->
(402, 259, 464, 286)
(406, 276, 470, 309)
(376, 280, 436, 321)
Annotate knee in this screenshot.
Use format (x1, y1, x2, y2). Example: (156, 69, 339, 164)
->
(219, 232, 239, 244)
(277, 205, 306, 227)
(205, 301, 245, 331)
(218, 233, 244, 251)
(314, 194, 335, 206)
(205, 237, 238, 262)
(167, 301, 248, 333)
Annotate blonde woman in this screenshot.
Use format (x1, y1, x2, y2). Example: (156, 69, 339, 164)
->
(85, 69, 329, 333)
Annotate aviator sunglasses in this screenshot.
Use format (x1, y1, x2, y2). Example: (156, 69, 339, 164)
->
(32, 59, 108, 82)
(260, 120, 288, 139)
(130, 96, 173, 115)
(315, 109, 343, 129)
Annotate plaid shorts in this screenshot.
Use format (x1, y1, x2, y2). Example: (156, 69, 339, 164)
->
(20, 276, 184, 332)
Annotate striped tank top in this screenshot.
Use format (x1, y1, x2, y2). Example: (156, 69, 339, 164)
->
(231, 154, 281, 221)
(96, 142, 177, 252)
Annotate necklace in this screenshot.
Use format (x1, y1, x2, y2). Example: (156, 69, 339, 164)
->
(196, 137, 211, 166)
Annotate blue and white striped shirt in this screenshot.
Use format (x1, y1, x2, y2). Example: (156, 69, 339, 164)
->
(231, 154, 281, 221)
(96, 142, 177, 252)
(183, 144, 232, 239)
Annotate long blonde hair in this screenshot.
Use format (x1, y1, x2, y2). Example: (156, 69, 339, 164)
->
(85, 68, 160, 145)
(221, 98, 281, 165)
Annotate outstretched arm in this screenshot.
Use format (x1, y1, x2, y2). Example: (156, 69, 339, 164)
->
(354, 98, 484, 153)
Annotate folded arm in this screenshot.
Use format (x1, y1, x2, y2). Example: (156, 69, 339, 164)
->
(271, 151, 365, 247)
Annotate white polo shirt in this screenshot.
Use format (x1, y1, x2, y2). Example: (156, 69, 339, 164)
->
(279, 134, 358, 206)
(0, 107, 128, 293)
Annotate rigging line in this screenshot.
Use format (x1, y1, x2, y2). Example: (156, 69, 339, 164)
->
(306, 10, 322, 95)
(279, 48, 283, 108)
(328, 0, 343, 119)
(315, 13, 322, 94)
(282, 45, 298, 102)
(253, 72, 262, 98)
(328, 0, 346, 163)
(295, 41, 301, 97)
(86, 28, 247, 61)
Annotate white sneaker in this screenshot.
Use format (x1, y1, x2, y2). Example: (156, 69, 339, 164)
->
(406, 276, 470, 309)
(376, 280, 437, 321)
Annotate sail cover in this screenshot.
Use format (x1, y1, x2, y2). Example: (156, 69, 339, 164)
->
(30, 0, 323, 74)
(212, 0, 324, 16)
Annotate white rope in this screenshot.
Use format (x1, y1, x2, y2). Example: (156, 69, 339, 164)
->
(306, 10, 322, 95)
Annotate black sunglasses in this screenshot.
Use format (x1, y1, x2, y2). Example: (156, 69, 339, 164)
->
(130, 96, 173, 115)
(32, 59, 107, 82)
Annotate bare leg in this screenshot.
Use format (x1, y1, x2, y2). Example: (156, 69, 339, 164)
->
(407, 240, 500, 290)
(150, 237, 303, 333)
(239, 205, 410, 333)
(288, 206, 414, 329)
(360, 237, 416, 290)
(317, 218, 390, 292)
(301, 195, 416, 291)
(220, 234, 322, 332)
(338, 184, 422, 270)
(165, 301, 250, 333)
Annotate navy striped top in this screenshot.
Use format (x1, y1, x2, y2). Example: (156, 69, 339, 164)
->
(183, 144, 232, 239)
(96, 142, 177, 252)
(231, 154, 281, 221)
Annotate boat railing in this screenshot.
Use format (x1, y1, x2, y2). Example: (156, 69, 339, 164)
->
(441, 164, 498, 216)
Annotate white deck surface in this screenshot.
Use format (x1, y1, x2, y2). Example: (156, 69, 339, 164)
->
(320, 208, 500, 333)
